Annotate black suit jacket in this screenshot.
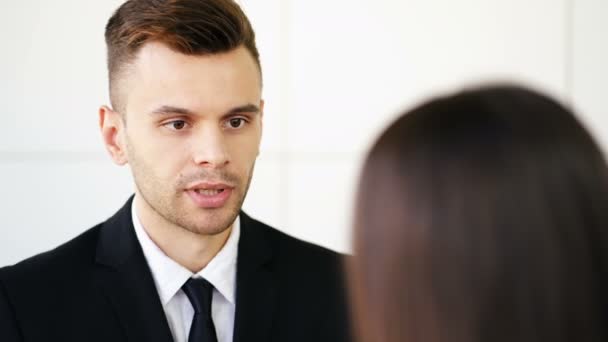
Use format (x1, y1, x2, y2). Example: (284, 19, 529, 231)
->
(0, 197, 352, 342)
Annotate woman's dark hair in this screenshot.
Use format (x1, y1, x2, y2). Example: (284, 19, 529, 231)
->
(351, 84, 608, 342)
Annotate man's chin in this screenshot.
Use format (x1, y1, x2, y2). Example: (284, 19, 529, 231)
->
(179, 211, 238, 236)
(188, 225, 232, 236)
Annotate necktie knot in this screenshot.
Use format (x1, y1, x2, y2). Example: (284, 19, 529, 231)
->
(182, 277, 218, 342)
(182, 277, 214, 315)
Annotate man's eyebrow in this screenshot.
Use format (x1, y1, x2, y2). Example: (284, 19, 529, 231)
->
(149, 104, 261, 117)
(225, 103, 261, 116)
(149, 105, 195, 116)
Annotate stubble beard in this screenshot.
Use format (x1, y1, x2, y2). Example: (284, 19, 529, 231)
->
(136, 165, 255, 236)
(127, 144, 256, 237)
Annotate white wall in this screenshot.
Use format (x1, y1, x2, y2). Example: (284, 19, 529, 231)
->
(1, 0, 606, 265)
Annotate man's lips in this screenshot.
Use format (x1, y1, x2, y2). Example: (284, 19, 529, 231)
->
(186, 181, 235, 190)
(185, 182, 234, 208)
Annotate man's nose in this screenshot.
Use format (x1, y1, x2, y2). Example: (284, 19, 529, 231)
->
(191, 126, 230, 168)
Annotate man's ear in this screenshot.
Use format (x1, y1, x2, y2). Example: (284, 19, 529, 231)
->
(99, 105, 128, 165)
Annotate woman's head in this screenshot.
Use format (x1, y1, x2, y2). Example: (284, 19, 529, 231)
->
(352, 85, 608, 342)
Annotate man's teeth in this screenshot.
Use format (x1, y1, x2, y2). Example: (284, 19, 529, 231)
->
(194, 189, 224, 195)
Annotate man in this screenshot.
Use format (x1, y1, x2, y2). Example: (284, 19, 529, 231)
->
(0, 1, 351, 341)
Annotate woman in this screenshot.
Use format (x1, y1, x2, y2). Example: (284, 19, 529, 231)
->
(351, 85, 608, 342)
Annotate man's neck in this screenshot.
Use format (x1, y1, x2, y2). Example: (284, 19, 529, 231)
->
(134, 195, 233, 273)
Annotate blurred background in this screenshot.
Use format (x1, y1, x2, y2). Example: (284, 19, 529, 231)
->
(0, 0, 606, 265)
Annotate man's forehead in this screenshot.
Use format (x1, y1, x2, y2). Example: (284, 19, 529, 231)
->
(122, 43, 261, 95)
(132, 42, 260, 76)
(115, 42, 262, 115)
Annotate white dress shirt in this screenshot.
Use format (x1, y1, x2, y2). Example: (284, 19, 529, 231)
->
(131, 198, 239, 342)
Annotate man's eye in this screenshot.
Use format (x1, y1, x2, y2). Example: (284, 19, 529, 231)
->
(164, 120, 188, 130)
(227, 118, 246, 129)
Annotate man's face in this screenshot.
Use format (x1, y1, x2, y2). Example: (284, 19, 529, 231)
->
(107, 43, 263, 236)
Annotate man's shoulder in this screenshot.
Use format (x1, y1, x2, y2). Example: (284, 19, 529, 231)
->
(0, 223, 103, 283)
(240, 213, 352, 342)
(0, 197, 134, 284)
(241, 213, 348, 268)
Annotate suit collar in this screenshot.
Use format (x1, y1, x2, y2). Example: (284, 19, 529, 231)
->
(232, 211, 276, 342)
(94, 197, 278, 342)
(94, 196, 174, 342)
(95, 195, 139, 268)
(236, 211, 273, 276)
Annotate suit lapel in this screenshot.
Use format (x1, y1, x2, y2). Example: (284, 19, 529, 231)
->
(93, 197, 174, 342)
(232, 212, 276, 342)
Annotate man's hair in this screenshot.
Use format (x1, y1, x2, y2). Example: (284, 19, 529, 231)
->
(105, 0, 260, 112)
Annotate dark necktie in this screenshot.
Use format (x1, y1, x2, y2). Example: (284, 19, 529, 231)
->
(182, 278, 219, 342)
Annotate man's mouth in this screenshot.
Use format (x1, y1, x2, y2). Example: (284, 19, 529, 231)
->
(193, 188, 226, 196)
(185, 183, 234, 208)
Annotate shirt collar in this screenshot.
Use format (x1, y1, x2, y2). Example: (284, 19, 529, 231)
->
(131, 196, 240, 306)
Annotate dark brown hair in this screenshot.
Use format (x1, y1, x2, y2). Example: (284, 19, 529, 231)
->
(351, 85, 608, 342)
(105, 0, 260, 111)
